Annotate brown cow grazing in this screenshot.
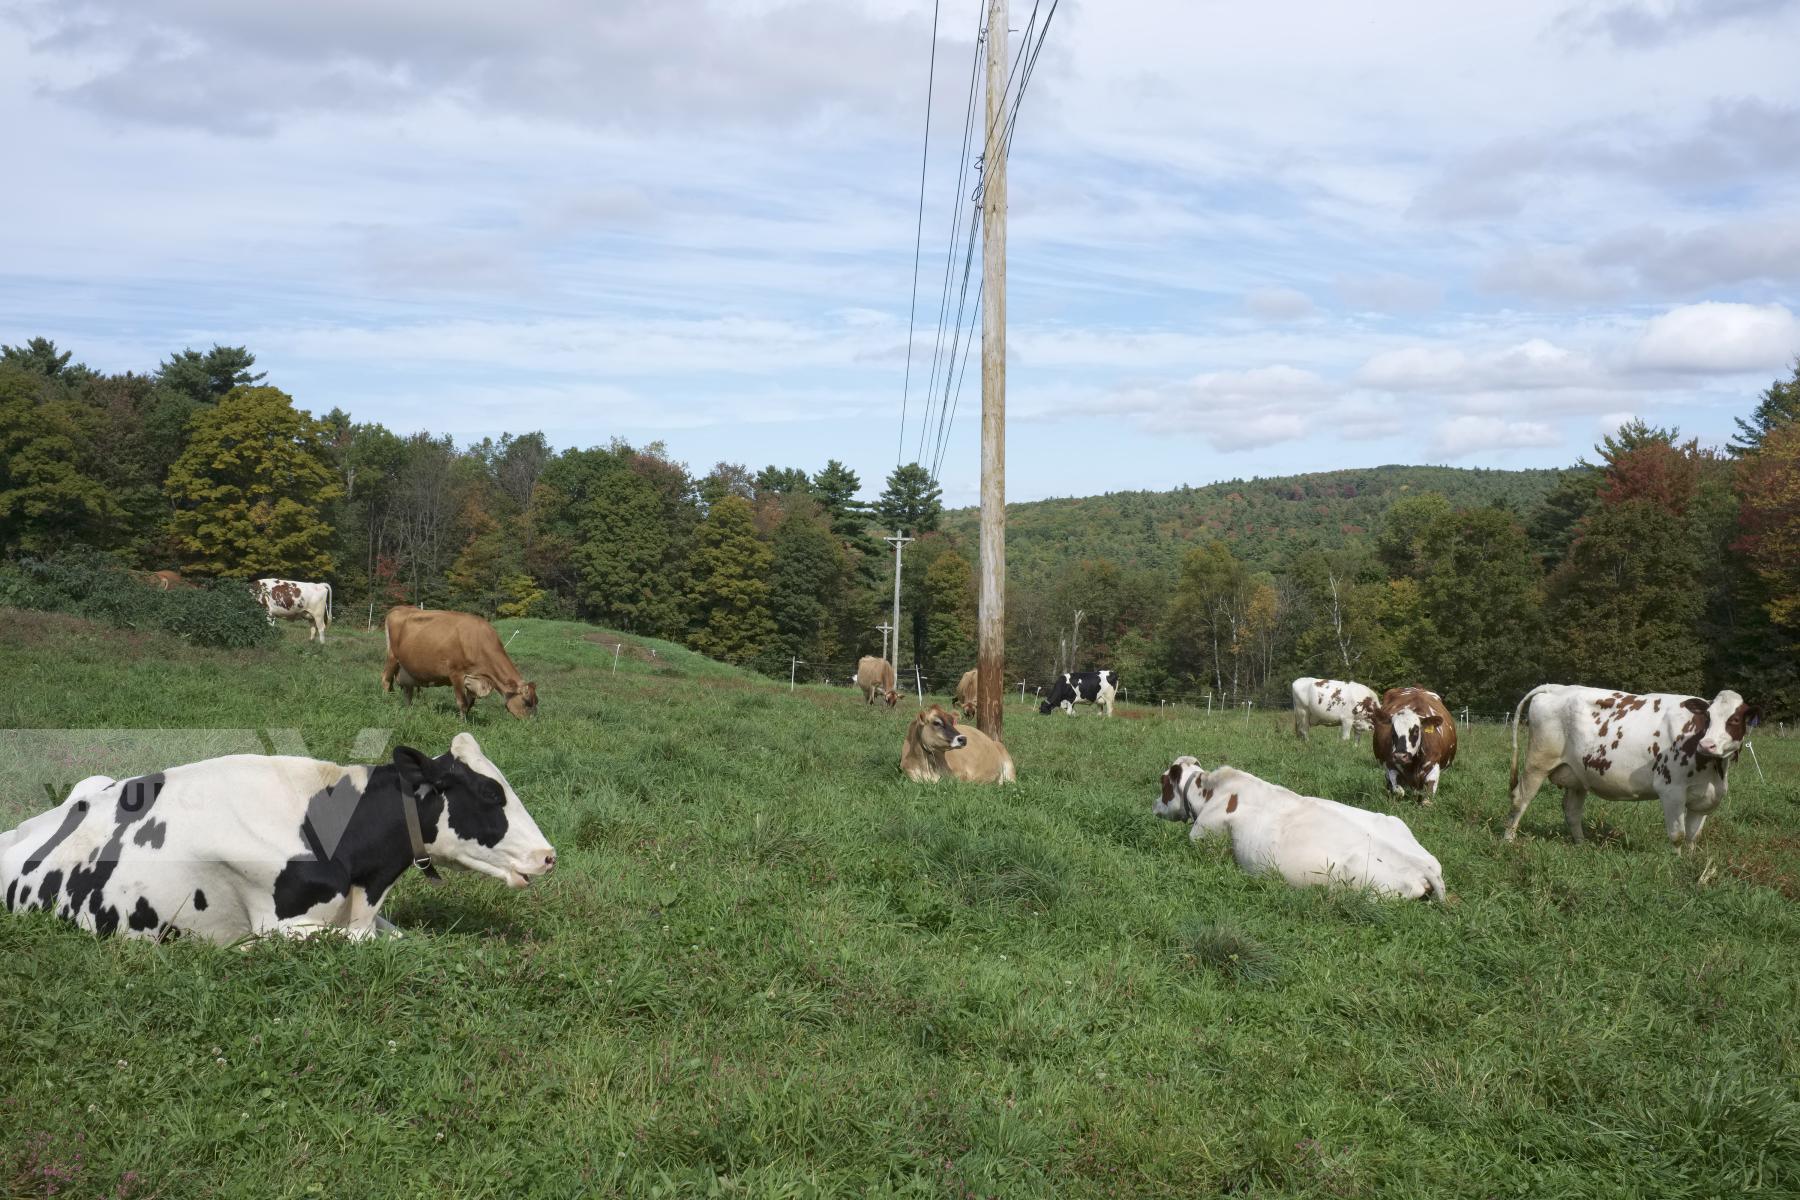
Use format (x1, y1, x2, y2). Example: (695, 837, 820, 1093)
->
(149, 569, 192, 591)
(901, 705, 1015, 784)
(953, 668, 979, 718)
(1372, 687, 1457, 800)
(855, 655, 898, 708)
(382, 606, 538, 720)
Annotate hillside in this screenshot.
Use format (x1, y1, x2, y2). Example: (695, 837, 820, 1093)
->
(941, 464, 1566, 578)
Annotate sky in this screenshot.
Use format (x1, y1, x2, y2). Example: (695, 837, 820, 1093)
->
(2, 0, 1798, 506)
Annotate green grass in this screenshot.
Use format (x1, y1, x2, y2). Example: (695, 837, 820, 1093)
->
(3, 608, 1799, 1198)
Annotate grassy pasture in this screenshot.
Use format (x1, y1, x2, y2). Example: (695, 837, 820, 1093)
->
(2, 609, 1798, 1198)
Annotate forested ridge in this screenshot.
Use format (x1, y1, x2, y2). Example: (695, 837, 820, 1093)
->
(943, 465, 1567, 578)
(3, 334, 1798, 715)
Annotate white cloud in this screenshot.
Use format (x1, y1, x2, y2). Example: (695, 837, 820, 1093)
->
(1244, 286, 1317, 321)
(1428, 416, 1562, 459)
(1357, 338, 1596, 393)
(1631, 302, 1800, 373)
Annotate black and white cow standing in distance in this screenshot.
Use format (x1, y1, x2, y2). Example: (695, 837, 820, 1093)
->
(0, 733, 556, 943)
(1038, 670, 1119, 717)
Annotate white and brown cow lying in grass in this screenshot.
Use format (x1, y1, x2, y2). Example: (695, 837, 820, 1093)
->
(0, 733, 555, 943)
(1504, 684, 1759, 849)
(902, 704, 1016, 784)
(1291, 677, 1378, 742)
(1154, 758, 1445, 900)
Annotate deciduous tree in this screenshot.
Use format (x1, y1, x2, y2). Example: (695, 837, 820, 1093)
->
(162, 385, 340, 576)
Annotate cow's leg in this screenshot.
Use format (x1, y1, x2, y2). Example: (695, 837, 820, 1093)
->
(1560, 785, 1587, 843)
(1657, 786, 1690, 850)
(1339, 717, 1354, 741)
(1502, 758, 1556, 842)
(1424, 762, 1441, 801)
(1295, 713, 1309, 741)
(1682, 808, 1709, 848)
(381, 655, 399, 693)
(1386, 767, 1403, 796)
(312, 614, 326, 644)
(451, 675, 473, 720)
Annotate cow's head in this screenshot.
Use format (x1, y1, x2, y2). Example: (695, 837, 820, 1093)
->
(1386, 708, 1442, 764)
(1351, 695, 1379, 733)
(504, 681, 539, 720)
(1154, 756, 1204, 823)
(912, 705, 967, 754)
(392, 733, 556, 888)
(1686, 690, 1760, 760)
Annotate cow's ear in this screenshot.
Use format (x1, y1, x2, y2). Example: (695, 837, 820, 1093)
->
(1743, 705, 1762, 729)
(392, 746, 444, 794)
(1681, 698, 1708, 714)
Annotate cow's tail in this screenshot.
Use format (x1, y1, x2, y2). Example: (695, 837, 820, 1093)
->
(1509, 685, 1553, 792)
(325, 582, 334, 626)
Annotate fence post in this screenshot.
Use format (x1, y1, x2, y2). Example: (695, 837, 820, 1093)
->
(915, 665, 924, 706)
(613, 643, 622, 674)
(790, 658, 799, 693)
(1243, 701, 1251, 728)
(1206, 692, 1213, 716)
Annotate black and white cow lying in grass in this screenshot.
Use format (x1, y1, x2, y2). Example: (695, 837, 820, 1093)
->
(0, 733, 555, 943)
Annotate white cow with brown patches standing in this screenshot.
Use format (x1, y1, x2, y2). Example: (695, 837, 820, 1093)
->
(253, 578, 333, 643)
(1504, 684, 1760, 849)
(1153, 758, 1445, 899)
(1291, 677, 1378, 741)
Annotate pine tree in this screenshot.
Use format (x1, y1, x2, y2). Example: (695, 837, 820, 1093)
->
(1408, 507, 1543, 710)
(1547, 500, 1704, 693)
(162, 385, 340, 576)
(767, 498, 846, 666)
(874, 462, 942, 535)
(922, 547, 976, 672)
(686, 495, 775, 665)
(1730, 358, 1800, 455)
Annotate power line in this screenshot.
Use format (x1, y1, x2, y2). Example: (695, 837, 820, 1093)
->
(926, 0, 1058, 485)
(916, 6, 986, 466)
(896, 0, 942, 468)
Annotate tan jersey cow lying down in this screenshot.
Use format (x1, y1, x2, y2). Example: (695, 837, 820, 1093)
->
(902, 705, 1015, 784)
(1154, 758, 1445, 900)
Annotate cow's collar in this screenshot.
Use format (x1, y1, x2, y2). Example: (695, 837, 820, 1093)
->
(1176, 778, 1198, 822)
(400, 786, 444, 886)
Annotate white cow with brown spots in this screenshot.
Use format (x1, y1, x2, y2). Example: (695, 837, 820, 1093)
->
(253, 578, 333, 643)
(1153, 758, 1445, 899)
(1291, 677, 1378, 741)
(1504, 685, 1759, 849)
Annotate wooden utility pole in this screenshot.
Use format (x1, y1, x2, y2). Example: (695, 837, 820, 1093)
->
(975, 0, 1007, 739)
(885, 532, 912, 684)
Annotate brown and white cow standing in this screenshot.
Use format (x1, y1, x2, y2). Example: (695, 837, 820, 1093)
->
(1371, 687, 1457, 800)
(382, 606, 538, 720)
(1504, 684, 1759, 849)
(855, 656, 898, 708)
(1291, 677, 1378, 741)
(253, 578, 333, 643)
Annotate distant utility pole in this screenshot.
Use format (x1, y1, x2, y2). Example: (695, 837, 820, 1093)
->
(885, 532, 913, 680)
(975, 0, 1008, 739)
